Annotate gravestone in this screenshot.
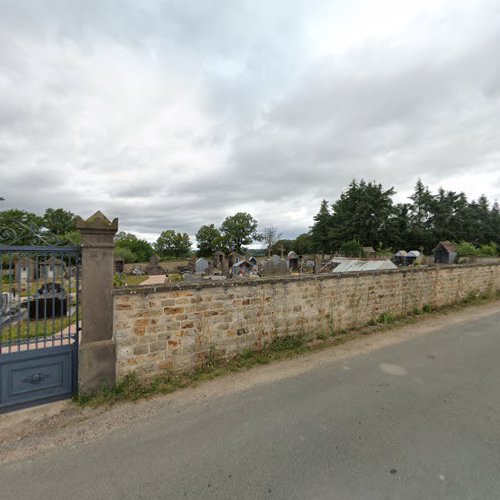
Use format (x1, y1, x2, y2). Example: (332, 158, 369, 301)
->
(195, 258, 209, 274)
(271, 254, 280, 265)
(260, 258, 290, 277)
(314, 256, 322, 274)
(146, 255, 165, 275)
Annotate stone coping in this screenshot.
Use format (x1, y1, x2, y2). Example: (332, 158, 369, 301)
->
(113, 262, 499, 296)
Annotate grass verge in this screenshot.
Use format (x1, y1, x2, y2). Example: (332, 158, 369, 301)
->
(75, 290, 500, 407)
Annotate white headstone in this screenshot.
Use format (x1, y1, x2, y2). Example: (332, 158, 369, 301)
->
(195, 258, 209, 274)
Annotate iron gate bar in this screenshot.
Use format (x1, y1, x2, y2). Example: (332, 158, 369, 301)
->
(0, 244, 80, 412)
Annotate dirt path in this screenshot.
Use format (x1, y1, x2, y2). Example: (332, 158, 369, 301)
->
(1, 301, 499, 465)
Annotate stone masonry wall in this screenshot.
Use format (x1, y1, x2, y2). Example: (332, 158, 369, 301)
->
(114, 264, 499, 379)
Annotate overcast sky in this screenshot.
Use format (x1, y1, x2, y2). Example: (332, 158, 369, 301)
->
(1, 0, 499, 242)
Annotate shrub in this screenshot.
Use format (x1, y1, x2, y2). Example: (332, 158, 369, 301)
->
(340, 239, 364, 258)
(478, 243, 498, 256)
(378, 312, 395, 324)
(455, 241, 479, 257)
(113, 273, 126, 286)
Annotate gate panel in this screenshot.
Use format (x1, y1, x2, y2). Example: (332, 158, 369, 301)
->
(0, 344, 76, 412)
(0, 245, 80, 413)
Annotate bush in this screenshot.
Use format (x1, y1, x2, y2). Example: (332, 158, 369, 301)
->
(340, 239, 364, 258)
(113, 273, 126, 286)
(478, 243, 498, 256)
(455, 241, 479, 257)
(378, 312, 395, 324)
(115, 246, 138, 263)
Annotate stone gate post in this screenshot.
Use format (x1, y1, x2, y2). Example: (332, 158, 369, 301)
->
(76, 211, 118, 393)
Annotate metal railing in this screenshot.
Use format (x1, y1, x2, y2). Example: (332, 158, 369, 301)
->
(0, 246, 81, 354)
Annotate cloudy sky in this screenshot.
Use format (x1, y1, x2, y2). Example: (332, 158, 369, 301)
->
(1, 0, 499, 242)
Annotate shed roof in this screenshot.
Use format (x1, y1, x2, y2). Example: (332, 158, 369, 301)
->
(433, 241, 456, 253)
(232, 260, 252, 267)
(323, 258, 397, 273)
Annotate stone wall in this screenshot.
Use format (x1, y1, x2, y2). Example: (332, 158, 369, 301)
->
(114, 264, 499, 379)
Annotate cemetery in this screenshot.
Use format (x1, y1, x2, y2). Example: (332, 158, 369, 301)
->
(112, 241, 471, 289)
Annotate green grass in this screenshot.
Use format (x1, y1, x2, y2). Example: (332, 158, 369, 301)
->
(75, 289, 500, 408)
(1, 313, 78, 344)
(1, 279, 78, 297)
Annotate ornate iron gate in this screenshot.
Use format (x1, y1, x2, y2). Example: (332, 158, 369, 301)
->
(0, 244, 80, 412)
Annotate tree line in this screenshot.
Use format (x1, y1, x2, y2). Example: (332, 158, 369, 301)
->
(0, 207, 265, 263)
(308, 179, 500, 255)
(1, 178, 498, 262)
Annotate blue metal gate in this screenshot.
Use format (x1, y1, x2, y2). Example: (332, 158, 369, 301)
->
(0, 245, 80, 412)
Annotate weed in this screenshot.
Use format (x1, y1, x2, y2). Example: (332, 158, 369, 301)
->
(265, 334, 305, 353)
(76, 293, 500, 408)
(328, 307, 335, 336)
(378, 312, 395, 324)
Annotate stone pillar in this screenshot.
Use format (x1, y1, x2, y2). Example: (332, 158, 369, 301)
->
(76, 211, 118, 394)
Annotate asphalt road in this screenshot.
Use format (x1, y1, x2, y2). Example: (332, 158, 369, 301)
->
(1, 310, 500, 499)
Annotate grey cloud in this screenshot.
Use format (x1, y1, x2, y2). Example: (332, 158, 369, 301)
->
(1, 0, 499, 242)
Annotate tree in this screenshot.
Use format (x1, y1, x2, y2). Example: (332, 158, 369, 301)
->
(196, 224, 226, 257)
(340, 239, 364, 257)
(155, 230, 192, 258)
(115, 232, 154, 263)
(261, 226, 281, 257)
(43, 208, 76, 236)
(220, 212, 260, 253)
(329, 180, 396, 251)
(271, 239, 294, 256)
(0, 209, 44, 245)
(310, 200, 332, 254)
(115, 246, 138, 263)
(294, 233, 314, 254)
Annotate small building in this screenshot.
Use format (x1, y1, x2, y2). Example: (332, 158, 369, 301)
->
(228, 251, 242, 268)
(287, 251, 299, 272)
(405, 250, 421, 266)
(114, 256, 125, 274)
(362, 246, 377, 258)
(232, 260, 254, 276)
(433, 241, 457, 264)
(14, 257, 37, 282)
(392, 250, 407, 266)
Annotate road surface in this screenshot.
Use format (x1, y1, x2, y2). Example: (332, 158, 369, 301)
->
(1, 306, 499, 499)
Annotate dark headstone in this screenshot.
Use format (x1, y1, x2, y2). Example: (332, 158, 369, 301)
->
(146, 255, 165, 275)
